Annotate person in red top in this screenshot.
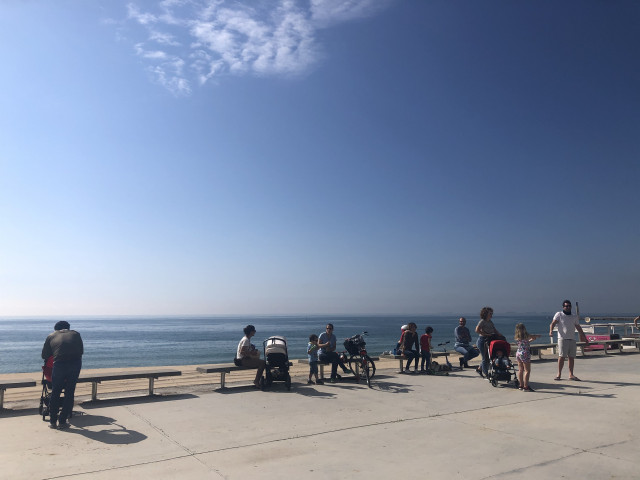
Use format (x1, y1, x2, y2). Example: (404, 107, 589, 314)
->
(420, 326, 433, 372)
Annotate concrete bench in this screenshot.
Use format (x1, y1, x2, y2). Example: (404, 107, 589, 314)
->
(380, 352, 452, 373)
(0, 379, 37, 410)
(77, 369, 181, 401)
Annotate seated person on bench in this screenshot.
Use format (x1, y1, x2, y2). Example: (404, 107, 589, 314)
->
(454, 317, 480, 369)
(318, 323, 351, 382)
(236, 325, 266, 388)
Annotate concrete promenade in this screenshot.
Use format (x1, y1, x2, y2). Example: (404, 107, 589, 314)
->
(1, 353, 639, 479)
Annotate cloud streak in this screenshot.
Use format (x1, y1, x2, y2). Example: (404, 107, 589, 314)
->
(123, 0, 394, 95)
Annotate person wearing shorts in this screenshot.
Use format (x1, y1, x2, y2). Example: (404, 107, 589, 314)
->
(549, 300, 587, 381)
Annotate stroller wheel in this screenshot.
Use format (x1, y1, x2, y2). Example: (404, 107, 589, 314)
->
(491, 377, 498, 387)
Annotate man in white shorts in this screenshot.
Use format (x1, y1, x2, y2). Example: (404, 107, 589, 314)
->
(549, 300, 587, 381)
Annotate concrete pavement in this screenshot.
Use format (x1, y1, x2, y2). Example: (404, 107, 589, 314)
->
(1, 353, 639, 479)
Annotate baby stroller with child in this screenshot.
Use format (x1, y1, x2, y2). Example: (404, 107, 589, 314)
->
(38, 356, 72, 421)
(486, 339, 519, 388)
(262, 336, 292, 391)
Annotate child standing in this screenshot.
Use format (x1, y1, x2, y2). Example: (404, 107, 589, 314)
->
(420, 326, 433, 372)
(514, 323, 540, 392)
(307, 334, 323, 385)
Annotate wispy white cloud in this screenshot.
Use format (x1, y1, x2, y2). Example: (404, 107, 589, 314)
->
(122, 0, 395, 95)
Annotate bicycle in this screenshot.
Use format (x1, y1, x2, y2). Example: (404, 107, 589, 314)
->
(343, 332, 376, 387)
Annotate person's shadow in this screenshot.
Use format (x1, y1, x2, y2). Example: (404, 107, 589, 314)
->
(61, 412, 147, 445)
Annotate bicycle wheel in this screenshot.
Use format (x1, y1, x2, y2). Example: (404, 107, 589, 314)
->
(349, 356, 376, 383)
(365, 357, 376, 382)
(348, 357, 361, 378)
(364, 359, 371, 387)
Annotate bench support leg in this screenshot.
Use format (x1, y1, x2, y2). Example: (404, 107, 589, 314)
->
(220, 373, 226, 389)
(319, 364, 325, 380)
(398, 359, 404, 372)
(91, 382, 98, 401)
(148, 378, 155, 395)
(0, 389, 4, 410)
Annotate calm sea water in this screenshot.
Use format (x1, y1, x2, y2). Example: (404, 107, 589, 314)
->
(0, 315, 556, 374)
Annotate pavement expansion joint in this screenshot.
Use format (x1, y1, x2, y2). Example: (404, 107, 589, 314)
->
(124, 405, 196, 456)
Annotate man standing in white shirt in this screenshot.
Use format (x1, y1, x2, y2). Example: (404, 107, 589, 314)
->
(549, 300, 587, 381)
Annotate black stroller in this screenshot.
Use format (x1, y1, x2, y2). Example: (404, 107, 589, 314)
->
(486, 339, 519, 388)
(262, 336, 292, 391)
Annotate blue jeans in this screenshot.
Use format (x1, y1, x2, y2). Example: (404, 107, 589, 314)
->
(49, 358, 82, 424)
(420, 351, 431, 370)
(455, 343, 480, 363)
(476, 336, 489, 376)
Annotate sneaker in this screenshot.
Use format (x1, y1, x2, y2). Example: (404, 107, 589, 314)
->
(459, 358, 465, 369)
(476, 367, 484, 378)
(335, 373, 342, 380)
(316, 379, 324, 385)
(329, 378, 336, 383)
(307, 380, 314, 385)
(58, 422, 70, 430)
(49, 423, 57, 429)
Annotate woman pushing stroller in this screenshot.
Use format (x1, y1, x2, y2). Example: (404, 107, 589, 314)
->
(475, 307, 505, 378)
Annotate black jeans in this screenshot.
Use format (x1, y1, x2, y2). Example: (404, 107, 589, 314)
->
(319, 352, 347, 378)
(404, 349, 419, 370)
(50, 358, 82, 424)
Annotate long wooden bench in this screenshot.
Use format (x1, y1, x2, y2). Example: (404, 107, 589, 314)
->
(77, 369, 181, 401)
(0, 379, 37, 410)
(380, 352, 452, 373)
(196, 364, 256, 388)
(579, 338, 639, 355)
(508, 342, 558, 360)
(198, 361, 299, 388)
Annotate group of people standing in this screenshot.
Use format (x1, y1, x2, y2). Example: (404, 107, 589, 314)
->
(399, 300, 591, 392)
(471, 300, 588, 391)
(396, 322, 434, 372)
(38, 302, 638, 432)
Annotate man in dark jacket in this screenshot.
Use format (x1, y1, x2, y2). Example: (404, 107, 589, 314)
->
(42, 321, 83, 429)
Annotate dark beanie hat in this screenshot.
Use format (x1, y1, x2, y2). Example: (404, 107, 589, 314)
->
(54, 321, 71, 331)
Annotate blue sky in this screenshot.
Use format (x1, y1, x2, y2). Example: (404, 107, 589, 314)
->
(1, 0, 638, 316)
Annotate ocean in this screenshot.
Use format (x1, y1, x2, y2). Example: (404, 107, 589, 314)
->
(0, 314, 556, 374)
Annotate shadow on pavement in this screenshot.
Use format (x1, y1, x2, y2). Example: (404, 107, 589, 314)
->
(80, 393, 198, 409)
(62, 412, 147, 445)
